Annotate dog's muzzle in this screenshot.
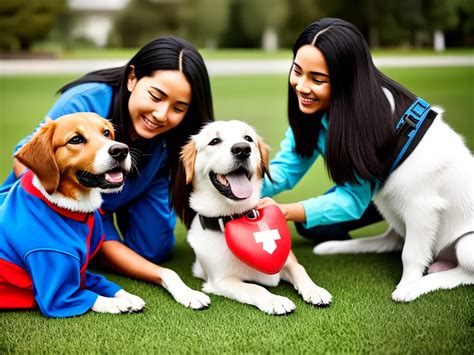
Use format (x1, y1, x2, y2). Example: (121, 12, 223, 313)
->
(209, 166, 253, 201)
(77, 143, 130, 190)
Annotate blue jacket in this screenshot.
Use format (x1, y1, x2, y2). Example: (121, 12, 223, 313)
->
(0, 83, 176, 263)
(0, 170, 121, 317)
(261, 114, 375, 229)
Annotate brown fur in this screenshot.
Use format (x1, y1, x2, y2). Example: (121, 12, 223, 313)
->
(15, 112, 116, 197)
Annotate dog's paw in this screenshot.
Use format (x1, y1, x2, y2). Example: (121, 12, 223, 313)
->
(299, 284, 332, 306)
(391, 284, 421, 303)
(313, 241, 345, 255)
(161, 269, 211, 309)
(114, 289, 146, 312)
(257, 295, 295, 315)
(174, 288, 211, 310)
(91, 295, 135, 314)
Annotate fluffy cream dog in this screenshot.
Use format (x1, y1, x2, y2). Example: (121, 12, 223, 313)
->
(314, 108, 474, 302)
(174, 120, 332, 315)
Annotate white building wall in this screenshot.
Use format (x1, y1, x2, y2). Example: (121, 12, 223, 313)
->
(68, 0, 130, 47)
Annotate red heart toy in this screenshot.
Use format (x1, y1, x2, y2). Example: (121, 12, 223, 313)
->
(224, 205, 292, 274)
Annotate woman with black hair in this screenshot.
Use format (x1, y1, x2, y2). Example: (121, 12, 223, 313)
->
(259, 18, 418, 243)
(1, 36, 213, 308)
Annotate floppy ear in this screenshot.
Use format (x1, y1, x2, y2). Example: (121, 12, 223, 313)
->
(180, 139, 197, 185)
(15, 119, 60, 194)
(257, 136, 272, 181)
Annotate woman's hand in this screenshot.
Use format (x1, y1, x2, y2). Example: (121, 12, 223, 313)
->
(257, 197, 306, 223)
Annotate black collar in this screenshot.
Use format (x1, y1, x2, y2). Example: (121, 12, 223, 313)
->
(198, 209, 258, 232)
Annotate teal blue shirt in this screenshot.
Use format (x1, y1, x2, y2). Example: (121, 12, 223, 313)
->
(261, 115, 375, 229)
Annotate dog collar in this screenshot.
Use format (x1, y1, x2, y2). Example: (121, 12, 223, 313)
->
(198, 209, 258, 233)
(389, 98, 438, 175)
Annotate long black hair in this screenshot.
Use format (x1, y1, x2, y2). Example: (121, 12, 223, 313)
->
(60, 36, 214, 195)
(289, 18, 416, 185)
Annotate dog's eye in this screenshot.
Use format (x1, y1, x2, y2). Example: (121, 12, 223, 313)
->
(103, 129, 112, 138)
(68, 135, 85, 145)
(244, 135, 254, 143)
(208, 138, 222, 146)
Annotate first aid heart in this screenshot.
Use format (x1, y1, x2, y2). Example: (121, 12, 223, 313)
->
(224, 205, 292, 274)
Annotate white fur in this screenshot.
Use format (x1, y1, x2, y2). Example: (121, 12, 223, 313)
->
(186, 121, 332, 315)
(33, 175, 103, 213)
(314, 108, 474, 302)
(91, 289, 145, 314)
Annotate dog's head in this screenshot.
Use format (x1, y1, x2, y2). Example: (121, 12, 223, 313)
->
(15, 113, 131, 200)
(174, 120, 270, 226)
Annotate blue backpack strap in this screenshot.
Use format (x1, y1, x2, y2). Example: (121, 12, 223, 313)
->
(388, 98, 438, 175)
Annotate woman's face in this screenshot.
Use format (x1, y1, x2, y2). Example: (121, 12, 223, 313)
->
(289, 44, 331, 115)
(127, 69, 192, 141)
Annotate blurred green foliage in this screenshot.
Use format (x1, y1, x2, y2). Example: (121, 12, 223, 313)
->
(1, 0, 473, 52)
(0, 0, 66, 51)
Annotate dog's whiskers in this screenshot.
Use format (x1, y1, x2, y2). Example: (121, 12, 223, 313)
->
(129, 147, 141, 175)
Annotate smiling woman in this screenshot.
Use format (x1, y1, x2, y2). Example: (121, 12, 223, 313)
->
(0, 36, 215, 312)
(127, 69, 192, 140)
(289, 45, 331, 114)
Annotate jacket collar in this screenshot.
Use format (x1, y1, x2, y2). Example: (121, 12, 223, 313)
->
(20, 170, 92, 223)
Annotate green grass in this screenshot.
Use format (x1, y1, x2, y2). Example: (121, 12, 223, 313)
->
(0, 67, 473, 353)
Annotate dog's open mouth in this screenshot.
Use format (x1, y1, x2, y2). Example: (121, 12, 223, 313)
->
(209, 167, 253, 200)
(76, 167, 126, 190)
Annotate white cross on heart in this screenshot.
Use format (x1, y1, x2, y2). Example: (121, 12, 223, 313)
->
(253, 229, 281, 254)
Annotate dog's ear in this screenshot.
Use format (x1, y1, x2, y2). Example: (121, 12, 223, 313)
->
(15, 119, 60, 194)
(180, 139, 197, 185)
(257, 136, 272, 181)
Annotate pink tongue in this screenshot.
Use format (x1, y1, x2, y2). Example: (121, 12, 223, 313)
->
(227, 173, 252, 199)
(105, 171, 124, 183)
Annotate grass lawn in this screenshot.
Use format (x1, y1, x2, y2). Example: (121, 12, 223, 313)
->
(0, 67, 473, 353)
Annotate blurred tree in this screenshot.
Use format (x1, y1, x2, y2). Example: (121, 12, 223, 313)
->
(447, 0, 474, 46)
(0, 0, 66, 51)
(233, 0, 289, 50)
(112, 0, 189, 48)
(186, 0, 231, 49)
(423, 0, 459, 51)
(281, 0, 323, 48)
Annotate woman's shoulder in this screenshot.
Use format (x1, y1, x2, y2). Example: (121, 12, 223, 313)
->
(49, 83, 114, 119)
(62, 82, 113, 100)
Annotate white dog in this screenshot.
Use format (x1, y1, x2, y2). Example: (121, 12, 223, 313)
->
(174, 120, 332, 315)
(314, 107, 474, 302)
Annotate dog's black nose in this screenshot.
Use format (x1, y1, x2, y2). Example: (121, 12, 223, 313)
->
(231, 142, 251, 160)
(108, 143, 129, 162)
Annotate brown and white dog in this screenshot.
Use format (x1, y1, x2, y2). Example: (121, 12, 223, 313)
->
(174, 120, 332, 315)
(0, 113, 145, 317)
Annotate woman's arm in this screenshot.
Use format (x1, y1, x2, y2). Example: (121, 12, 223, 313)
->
(258, 179, 374, 228)
(261, 127, 319, 197)
(258, 197, 306, 222)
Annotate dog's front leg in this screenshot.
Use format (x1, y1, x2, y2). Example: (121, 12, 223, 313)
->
(160, 268, 211, 309)
(394, 233, 474, 302)
(281, 253, 332, 306)
(393, 203, 443, 301)
(204, 275, 295, 315)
